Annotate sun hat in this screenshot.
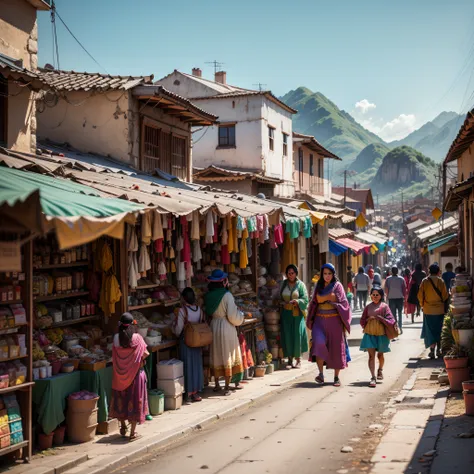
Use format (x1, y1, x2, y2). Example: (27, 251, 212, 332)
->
(207, 269, 228, 282)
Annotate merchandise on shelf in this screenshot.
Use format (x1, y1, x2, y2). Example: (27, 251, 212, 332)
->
(0, 394, 24, 448)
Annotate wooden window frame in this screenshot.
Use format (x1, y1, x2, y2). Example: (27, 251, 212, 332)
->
(218, 124, 236, 148)
(268, 126, 275, 151)
(298, 148, 304, 187)
(309, 154, 314, 176)
(282, 132, 288, 156)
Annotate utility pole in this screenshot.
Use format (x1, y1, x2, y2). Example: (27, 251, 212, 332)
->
(442, 163, 447, 231)
(343, 169, 347, 207)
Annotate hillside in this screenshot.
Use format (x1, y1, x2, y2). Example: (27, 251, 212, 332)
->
(348, 143, 390, 187)
(281, 87, 385, 161)
(370, 146, 438, 201)
(389, 111, 463, 161)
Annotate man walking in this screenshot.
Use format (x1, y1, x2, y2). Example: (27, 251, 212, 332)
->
(385, 266, 407, 334)
(353, 266, 371, 311)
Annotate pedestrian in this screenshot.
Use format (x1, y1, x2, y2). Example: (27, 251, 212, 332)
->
(360, 287, 396, 387)
(407, 263, 426, 318)
(172, 287, 204, 402)
(354, 266, 370, 311)
(368, 267, 382, 287)
(384, 266, 406, 334)
(403, 268, 417, 323)
(347, 265, 355, 293)
(346, 288, 354, 310)
(205, 269, 244, 396)
(110, 312, 149, 441)
(442, 263, 456, 291)
(279, 264, 309, 370)
(307, 263, 352, 387)
(418, 264, 449, 359)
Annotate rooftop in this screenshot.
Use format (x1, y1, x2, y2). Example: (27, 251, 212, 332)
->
(444, 108, 474, 164)
(292, 132, 341, 160)
(193, 165, 283, 184)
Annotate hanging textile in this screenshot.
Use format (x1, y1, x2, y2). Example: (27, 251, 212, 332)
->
(302, 216, 312, 238)
(152, 210, 164, 240)
(318, 221, 329, 254)
(239, 229, 249, 269)
(281, 231, 296, 272)
(191, 211, 200, 241)
(206, 211, 215, 244)
(226, 215, 234, 253)
(141, 212, 152, 244)
(274, 223, 284, 245)
(138, 242, 151, 275)
(126, 225, 140, 289)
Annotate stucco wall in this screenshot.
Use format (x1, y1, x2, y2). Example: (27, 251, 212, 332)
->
(37, 91, 132, 164)
(7, 82, 36, 152)
(293, 142, 326, 195)
(457, 142, 474, 182)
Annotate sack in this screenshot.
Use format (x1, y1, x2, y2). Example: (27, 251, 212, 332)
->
(427, 277, 449, 314)
(385, 321, 400, 340)
(183, 306, 212, 348)
(184, 322, 213, 348)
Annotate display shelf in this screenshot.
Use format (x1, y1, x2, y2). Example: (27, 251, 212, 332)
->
(0, 382, 35, 395)
(233, 291, 255, 297)
(0, 323, 28, 335)
(0, 354, 28, 363)
(0, 299, 22, 306)
(33, 262, 89, 270)
(129, 283, 161, 292)
(34, 291, 89, 302)
(148, 340, 178, 353)
(0, 441, 29, 458)
(50, 315, 98, 328)
(129, 299, 180, 311)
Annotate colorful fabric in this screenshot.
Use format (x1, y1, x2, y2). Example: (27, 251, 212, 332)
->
(418, 276, 448, 315)
(360, 302, 396, 336)
(239, 228, 249, 268)
(360, 334, 391, 353)
(112, 333, 148, 392)
(421, 314, 444, 348)
(110, 368, 148, 423)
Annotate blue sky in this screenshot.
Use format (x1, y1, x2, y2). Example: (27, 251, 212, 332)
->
(38, 0, 474, 141)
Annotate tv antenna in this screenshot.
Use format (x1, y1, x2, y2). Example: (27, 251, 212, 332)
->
(253, 83, 267, 91)
(205, 60, 224, 74)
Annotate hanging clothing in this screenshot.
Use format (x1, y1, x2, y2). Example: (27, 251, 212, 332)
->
(152, 210, 164, 240)
(239, 229, 249, 269)
(138, 243, 151, 275)
(99, 274, 122, 317)
(281, 232, 296, 272)
(205, 211, 215, 244)
(191, 211, 200, 241)
(127, 225, 140, 289)
(227, 215, 234, 253)
(141, 212, 152, 244)
(221, 245, 231, 265)
(274, 223, 284, 245)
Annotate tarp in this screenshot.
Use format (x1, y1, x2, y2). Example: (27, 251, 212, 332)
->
(0, 167, 145, 249)
(336, 238, 371, 255)
(329, 239, 348, 256)
(427, 233, 457, 252)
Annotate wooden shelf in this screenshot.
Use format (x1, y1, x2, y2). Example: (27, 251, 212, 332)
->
(33, 262, 89, 270)
(148, 340, 178, 352)
(129, 299, 180, 311)
(50, 315, 98, 328)
(0, 354, 28, 363)
(0, 299, 22, 306)
(129, 283, 161, 292)
(0, 324, 28, 335)
(0, 441, 29, 458)
(34, 291, 89, 302)
(0, 382, 34, 395)
(234, 291, 255, 297)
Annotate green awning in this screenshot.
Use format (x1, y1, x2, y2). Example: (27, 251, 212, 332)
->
(0, 167, 146, 248)
(427, 233, 457, 252)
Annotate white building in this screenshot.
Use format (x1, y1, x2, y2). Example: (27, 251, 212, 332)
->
(157, 69, 297, 197)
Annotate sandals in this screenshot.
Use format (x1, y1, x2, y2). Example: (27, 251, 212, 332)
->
(294, 360, 302, 369)
(333, 377, 341, 387)
(129, 433, 142, 442)
(120, 426, 128, 437)
(369, 377, 377, 388)
(429, 349, 435, 360)
(315, 373, 324, 384)
(191, 393, 202, 402)
(377, 369, 384, 380)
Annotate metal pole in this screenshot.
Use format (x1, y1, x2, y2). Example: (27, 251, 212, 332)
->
(442, 163, 447, 231)
(343, 169, 347, 207)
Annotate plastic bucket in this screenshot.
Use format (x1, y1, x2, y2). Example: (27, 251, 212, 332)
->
(67, 409, 98, 429)
(148, 389, 165, 416)
(68, 397, 99, 413)
(67, 423, 98, 443)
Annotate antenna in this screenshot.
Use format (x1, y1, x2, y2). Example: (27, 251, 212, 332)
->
(253, 83, 267, 91)
(205, 60, 224, 74)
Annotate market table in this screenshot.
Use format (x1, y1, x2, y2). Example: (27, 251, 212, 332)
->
(145, 340, 178, 389)
(32, 367, 113, 435)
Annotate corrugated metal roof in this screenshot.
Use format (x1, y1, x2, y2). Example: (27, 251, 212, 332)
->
(37, 69, 154, 91)
(415, 217, 458, 241)
(328, 228, 354, 239)
(193, 165, 283, 184)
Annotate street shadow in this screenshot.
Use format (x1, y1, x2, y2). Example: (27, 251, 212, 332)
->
(406, 357, 443, 370)
(349, 381, 372, 388)
(291, 381, 324, 389)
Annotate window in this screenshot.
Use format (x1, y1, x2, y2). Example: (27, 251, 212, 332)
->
(282, 133, 288, 156)
(0, 74, 7, 146)
(309, 154, 314, 176)
(218, 125, 236, 147)
(298, 148, 304, 187)
(318, 158, 324, 178)
(268, 126, 274, 151)
(141, 122, 187, 180)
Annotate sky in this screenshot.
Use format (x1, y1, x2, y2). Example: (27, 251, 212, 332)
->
(37, 0, 474, 142)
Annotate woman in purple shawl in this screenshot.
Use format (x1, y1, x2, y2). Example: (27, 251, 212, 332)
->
(307, 263, 351, 387)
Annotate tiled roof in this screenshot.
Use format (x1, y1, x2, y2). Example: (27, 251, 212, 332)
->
(293, 132, 341, 160)
(0, 53, 45, 90)
(37, 69, 154, 91)
(444, 108, 474, 164)
(193, 165, 282, 184)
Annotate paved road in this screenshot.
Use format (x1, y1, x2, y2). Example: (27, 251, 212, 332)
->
(117, 316, 426, 474)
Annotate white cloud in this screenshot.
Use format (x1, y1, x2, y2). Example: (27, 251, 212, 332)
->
(355, 99, 376, 114)
(376, 114, 417, 142)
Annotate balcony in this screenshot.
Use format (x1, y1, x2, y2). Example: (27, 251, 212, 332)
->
(310, 177, 332, 198)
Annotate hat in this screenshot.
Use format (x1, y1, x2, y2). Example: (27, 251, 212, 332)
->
(321, 263, 336, 273)
(207, 269, 228, 282)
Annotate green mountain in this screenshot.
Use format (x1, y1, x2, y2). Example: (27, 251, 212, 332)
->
(389, 111, 463, 161)
(348, 143, 390, 187)
(370, 146, 439, 201)
(281, 87, 385, 161)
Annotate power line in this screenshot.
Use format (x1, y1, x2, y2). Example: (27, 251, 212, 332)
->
(50, 3, 60, 69)
(52, 1, 108, 73)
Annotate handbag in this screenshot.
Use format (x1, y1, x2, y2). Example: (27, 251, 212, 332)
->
(427, 277, 449, 314)
(183, 306, 213, 348)
(385, 320, 400, 340)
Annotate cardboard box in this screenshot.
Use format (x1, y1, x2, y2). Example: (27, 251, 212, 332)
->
(157, 359, 183, 380)
(157, 376, 184, 397)
(164, 394, 182, 411)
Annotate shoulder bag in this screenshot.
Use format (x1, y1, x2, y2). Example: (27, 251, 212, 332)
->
(184, 306, 213, 348)
(380, 304, 400, 339)
(427, 277, 449, 314)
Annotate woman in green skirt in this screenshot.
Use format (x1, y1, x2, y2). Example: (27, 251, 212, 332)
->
(280, 264, 309, 369)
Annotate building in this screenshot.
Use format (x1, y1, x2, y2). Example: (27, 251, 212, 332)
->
(332, 186, 375, 216)
(157, 69, 297, 197)
(292, 132, 341, 199)
(444, 107, 474, 273)
(36, 70, 217, 181)
(0, 0, 50, 153)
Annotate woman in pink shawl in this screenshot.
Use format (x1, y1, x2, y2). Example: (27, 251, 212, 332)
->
(110, 313, 149, 441)
(307, 263, 351, 387)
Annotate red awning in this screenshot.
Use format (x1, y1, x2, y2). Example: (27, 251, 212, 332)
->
(336, 238, 371, 255)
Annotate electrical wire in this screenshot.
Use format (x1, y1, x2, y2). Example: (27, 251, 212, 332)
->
(51, 2, 60, 69)
(53, 5, 108, 74)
